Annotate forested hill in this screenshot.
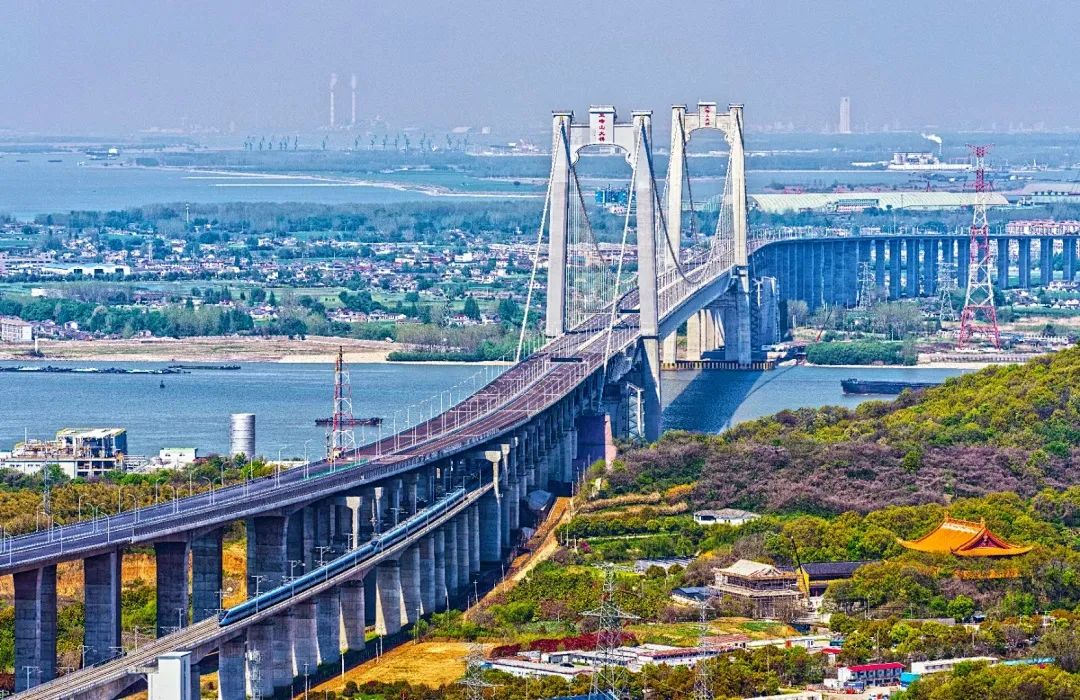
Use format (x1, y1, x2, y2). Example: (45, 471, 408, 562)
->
(609, 349, 1080, 514)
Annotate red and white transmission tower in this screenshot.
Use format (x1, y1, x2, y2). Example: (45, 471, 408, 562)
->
(327, 346, 357, 462)
(957, 145, 1001, 349)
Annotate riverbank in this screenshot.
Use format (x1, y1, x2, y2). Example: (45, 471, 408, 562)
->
(0, 336, 395, 363)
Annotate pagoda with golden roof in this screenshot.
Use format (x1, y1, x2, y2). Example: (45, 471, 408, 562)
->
(899, 516, 1032, 557)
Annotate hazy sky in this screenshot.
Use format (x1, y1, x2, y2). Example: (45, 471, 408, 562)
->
(2, 0, 1078, 134)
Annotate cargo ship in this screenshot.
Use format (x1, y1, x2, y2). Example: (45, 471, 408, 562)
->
(841, 378, 941, 395)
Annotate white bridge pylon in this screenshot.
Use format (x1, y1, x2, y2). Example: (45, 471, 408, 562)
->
(544, 105, 662, 441)
(662, 102, 750, 364)
(545, 106, 658, 341)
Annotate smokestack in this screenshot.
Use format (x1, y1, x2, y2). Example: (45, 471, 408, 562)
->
(350, 74, 357, 127)
(329, 72, 338, 128)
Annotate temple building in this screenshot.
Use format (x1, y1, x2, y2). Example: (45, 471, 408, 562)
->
(714, 559, 803, 618)
(899, 516, 1032, 557)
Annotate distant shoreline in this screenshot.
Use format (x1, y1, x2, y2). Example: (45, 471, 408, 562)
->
(0, 335, 498, 365)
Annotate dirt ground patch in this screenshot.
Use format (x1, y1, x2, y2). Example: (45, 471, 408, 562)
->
(306, 641, 492, 694)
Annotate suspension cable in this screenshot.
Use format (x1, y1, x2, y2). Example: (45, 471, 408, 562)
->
(598, 129, 641, 409)
(515, 126, 560, 362)
(680, 118, 698, 238)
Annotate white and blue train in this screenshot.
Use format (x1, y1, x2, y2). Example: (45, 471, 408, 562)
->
(219, 487, 468, 627)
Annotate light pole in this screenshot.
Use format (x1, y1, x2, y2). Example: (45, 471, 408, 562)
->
(199, 477, 216, 505)
(276, 446, 288, 486)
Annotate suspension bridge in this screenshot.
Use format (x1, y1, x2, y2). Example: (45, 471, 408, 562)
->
(7, 102, 780, 699)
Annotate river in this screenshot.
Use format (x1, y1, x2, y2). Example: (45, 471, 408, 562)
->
(0, 361, 971, 458)
(1, 154, 953, 219)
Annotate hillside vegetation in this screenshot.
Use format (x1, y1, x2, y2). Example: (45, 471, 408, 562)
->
(607, 349, 1080, 514)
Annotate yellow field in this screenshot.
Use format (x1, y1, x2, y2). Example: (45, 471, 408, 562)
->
(305, 641, 491, 695)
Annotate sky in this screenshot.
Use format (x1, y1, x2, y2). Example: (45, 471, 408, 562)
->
(2, 0, 1079, 135)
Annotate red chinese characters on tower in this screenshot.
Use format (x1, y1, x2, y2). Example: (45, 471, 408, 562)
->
(700, 104, 713, 128)
(590, 108, 614, 144)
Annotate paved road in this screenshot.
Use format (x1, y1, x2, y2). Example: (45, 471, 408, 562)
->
(0, 301, 639, 577)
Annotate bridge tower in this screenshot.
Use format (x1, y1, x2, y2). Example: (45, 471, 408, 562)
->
(544, 106, 662, 440)
(661, 103, 751, 365)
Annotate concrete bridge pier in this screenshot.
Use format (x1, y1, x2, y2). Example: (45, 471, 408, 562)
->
(400, 544, 422, 626)
(905, 239, 919, 296)
(433, 530, 449, 611)
(888, 239, 902, 299)
(191, 528, 223, 622)
(404, 472, 419, 515)
(469, 504, 481, 579)
(218, 637, 246, 700)
(358, 487, 375, 542)
(924, 239, 939, 296)
(1040, 239, 1055, 286)
(316, 588, 341, 666)
(374, 560, 402, 636)
(576, 412, 614, 470)
(247, 514, 287, 596)
(996, 239, 1009, 289)
(83, 550, 122, 666)
(290, 600, 318, 676)
(372, 485, 387, 533)
(245, 620, 276, 699)
(874, 239, 886, 291)
(478, 489, 502, 565)
(752, 277, 780, 349)
(334, 501, 353, 553)
(455, 512, 471, 597)
(685, 311, 703, 361)
(444, 517, 460, 600)
(822, 243, 835, 305)
(14, 565, 56, 690)
(418, 535, 436, 615)
(388, 478, 403, 526)
(1018, 238, 1032, 288)
(155, 540, 190, 636)
(959, 237, 972, 288)
(340, 578, 366, 653)
(271, 616, 292, 692)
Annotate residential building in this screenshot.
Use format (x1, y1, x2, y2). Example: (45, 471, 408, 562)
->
(833, 662, 904, 688)
(910, 656, 998, 676)
(485, 658, 590, 681)
(693, 508, 759, 527)
(0, 316, 33, 343)
(158, 447, 198, 468)
(714, 559, 802, 619)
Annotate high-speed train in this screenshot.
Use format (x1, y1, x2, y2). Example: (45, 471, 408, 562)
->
(219, 487, 467, 627)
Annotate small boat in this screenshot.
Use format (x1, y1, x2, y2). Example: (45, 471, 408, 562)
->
(159, 380, 166, 389)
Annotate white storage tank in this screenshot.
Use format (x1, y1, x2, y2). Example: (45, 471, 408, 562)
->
(230, 413, 256, 459)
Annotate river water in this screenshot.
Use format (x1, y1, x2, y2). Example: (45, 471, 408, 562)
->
(0, 154, 939, 219)
(0, 361, 970, 458)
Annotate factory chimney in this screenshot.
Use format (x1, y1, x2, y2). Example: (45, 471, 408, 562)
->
(350, 74, 357, 127)
(329, 73, 338, 129)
